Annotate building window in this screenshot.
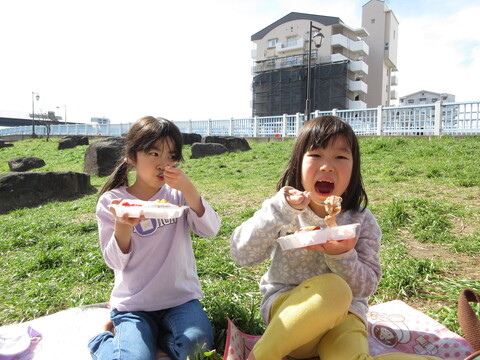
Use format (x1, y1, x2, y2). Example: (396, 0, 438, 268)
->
(286, 36, 297, 47)
(408, 99, 414, 104)
(267, 38, 278, 47)
(431, 98, 438, 102)
(371, 18, 375, 24)
(419, 97, 427, 104)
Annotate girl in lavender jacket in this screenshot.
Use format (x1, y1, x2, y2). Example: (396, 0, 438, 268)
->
(88, 116, 220, 360)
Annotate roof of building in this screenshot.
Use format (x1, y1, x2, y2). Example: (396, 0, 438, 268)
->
(362, 0, 399, 24)
(251, 12, 343, 41)
(400, 90, 454, 99)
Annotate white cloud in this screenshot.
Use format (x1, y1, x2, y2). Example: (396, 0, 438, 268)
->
(395, 5, 480, 101)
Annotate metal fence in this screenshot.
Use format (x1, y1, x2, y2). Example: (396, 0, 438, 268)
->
(1, 101, 479, 138)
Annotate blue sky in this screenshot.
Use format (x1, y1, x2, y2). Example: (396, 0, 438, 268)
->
(0, 0, 479, 124)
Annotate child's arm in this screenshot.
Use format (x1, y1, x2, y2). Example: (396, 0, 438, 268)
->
(110, 199, 145, 254)
(96, 195, 140, 270)
(163, 165, 204, 216)
(230, 188, 302, 266)
(324, 210, 382, 299)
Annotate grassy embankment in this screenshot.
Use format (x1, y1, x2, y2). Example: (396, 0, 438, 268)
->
(1, 136, 479, 354)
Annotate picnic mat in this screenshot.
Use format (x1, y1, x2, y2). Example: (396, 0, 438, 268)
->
(0, 304, 170, 360)
(223, 300, 475, 360)
(1, 300, 474, 359)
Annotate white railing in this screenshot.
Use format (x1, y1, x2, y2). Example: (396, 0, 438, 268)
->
(1, 101, 479, 138)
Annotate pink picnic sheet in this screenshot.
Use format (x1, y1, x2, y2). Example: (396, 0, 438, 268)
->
(223, 300, 475, 360)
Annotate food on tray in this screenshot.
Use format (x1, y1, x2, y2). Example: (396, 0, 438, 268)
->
(276, 195, 352, 250)
(295, 226, 321, 233)
(277, 223, 360, 250)
(324, 195, 342, 215)
(109, 199, 188, 219)
(324, 195, 342, 228)
(120, 199, 178, 207)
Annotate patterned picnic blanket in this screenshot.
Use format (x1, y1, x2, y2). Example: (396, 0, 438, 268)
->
(1, 300, 474, 360)
(223, 300, 475, 360)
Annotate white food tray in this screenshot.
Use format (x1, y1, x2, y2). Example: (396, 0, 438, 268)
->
(277, 223, 360, 250)
(109, 200, 189, 219)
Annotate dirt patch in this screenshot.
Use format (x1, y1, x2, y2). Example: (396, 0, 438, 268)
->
(398, 235, 479, 313)
(408, 238, 480, 281)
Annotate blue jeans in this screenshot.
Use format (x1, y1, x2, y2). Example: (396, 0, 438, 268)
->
(88, 299, 214, 360)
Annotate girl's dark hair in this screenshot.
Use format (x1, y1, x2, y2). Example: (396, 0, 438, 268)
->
(277, 115, 368, 212)
(98, 116, 184, 198)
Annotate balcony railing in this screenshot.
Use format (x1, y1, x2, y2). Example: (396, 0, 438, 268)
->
(348, 79, 368, 94)
(331, 34, 369, 55)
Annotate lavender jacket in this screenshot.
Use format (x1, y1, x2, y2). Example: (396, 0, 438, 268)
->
(97, 185, 221, 312)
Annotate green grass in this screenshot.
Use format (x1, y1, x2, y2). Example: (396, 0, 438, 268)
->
(1, 136, 479, 354)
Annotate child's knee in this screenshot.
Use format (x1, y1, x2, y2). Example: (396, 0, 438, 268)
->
(305, 273, 350, 291)
(302, 273, 352, 305)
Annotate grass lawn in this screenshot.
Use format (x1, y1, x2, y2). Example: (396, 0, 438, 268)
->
(0, 135, 479, 354)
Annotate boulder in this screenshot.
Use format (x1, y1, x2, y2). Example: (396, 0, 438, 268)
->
(191, 143, 228, 159)
(0, 171, 96, 214)
(84, 137, 125, 177)
(0, 139, 13, 148)
(58, 136, 89, 150)
(58, 137, 76, 150)
(8, 156, 46, 172)
(182, 133, 202, 146)
(201, 136, 251, 152)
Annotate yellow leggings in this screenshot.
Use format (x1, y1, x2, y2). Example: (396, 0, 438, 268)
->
(252, 274, 441, 360)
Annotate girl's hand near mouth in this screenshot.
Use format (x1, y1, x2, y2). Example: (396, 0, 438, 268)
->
(163, 163, 189, 191)
(284, 187, 311, 210)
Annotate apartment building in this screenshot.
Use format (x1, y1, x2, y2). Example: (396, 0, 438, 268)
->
(399, 90, 455, 106)
(91, 117, 111, 125)
(250, 1, 398, 117)
(362, 0, 399, 107)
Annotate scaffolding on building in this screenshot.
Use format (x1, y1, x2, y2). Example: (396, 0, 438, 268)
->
(252, 59, 349, 117)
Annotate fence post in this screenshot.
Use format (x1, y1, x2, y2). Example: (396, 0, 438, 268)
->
(332, 108, 338, 116)
(434, 101, 442, 135)
(282, 114, 287, 137)
(295, 113, 301, 136)
(229, 117, 233, 136)
(253, 116, 258, 137)
(314, 110, 320, 118)
(208, 119, 212, 136)
(376, 105, 383, 136)
(188, 119, 192, 133)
